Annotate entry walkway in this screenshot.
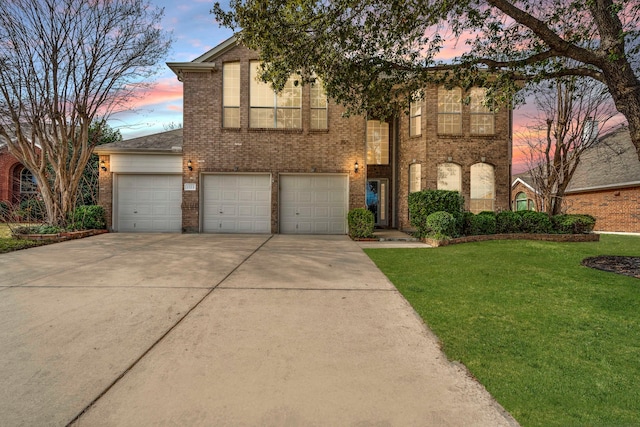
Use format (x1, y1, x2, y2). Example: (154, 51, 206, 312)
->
(0, 234, 517, 426)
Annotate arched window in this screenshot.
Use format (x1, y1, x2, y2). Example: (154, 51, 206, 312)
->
(20, 168, 37, 194)
(437, 163, 462, 192)
(470, 163, 494, 213)
(515, 192, 528, 211)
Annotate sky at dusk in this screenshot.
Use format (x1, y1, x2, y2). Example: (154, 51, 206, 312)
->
(111, 1, 618, 174)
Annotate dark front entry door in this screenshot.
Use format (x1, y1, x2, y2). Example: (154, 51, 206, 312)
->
(367, 179, 388, 227)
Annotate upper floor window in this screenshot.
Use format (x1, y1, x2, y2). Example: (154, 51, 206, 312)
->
(250, 61, 301, 129)
(409, 93, 422, 137)
(437, 163, 462, 192)
(222, 62, 240, 128)
(470, 163, 495, 213)
(310, 78, 328, 130)
(366, 120, 389, 165)
(437, 87, 462, 135)
(470, 87, 495, 135)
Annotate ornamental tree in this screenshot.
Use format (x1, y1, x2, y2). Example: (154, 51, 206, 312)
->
(0, 0, 171, 226)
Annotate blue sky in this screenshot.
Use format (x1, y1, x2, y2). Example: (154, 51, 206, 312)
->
(109, 1, 233, 139)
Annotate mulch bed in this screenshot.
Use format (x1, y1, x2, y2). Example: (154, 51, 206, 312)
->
(582, 256, 640, 279)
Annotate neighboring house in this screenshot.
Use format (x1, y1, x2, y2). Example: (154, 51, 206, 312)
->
(0, 143, 38, 206)
(97, 36, 513, 234)
(511, 127, 640, 233)
(511, 173, 539, 212)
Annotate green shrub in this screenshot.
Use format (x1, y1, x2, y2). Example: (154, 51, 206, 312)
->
(518, 210, 553, 234)
(0, 201, 9, 220)
(13, 224, 62, 234)
(71, 205, 106, 230)
(19, 198, 46, 222)
(496, 211, 523, 233)
(408, 190, 464, 237)
(552, 214, 596, 234)
(426, 211, 457, 239)
(468, 212, 497, 235)
(460, 211, 475, 236)
(348, 208, 375, 238)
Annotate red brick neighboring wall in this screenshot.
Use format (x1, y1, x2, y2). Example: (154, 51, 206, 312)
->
(511, 181, 539, 211)
(564, 187, 640, 233)
(0, 149, 22, 203)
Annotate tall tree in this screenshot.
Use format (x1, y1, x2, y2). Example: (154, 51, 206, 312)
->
(0, 0, 171, 226)
(523, 77, 618, 216)
(213, 0, 640, 157)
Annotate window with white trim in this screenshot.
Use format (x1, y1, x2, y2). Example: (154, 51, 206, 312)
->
(470, 163, 495, 213)
(470, 87, 495, 135)
(437, 87, 462, 134)
(437, 163, 462, 192)
(250, 61, 301, 129)
(409, 163, 421, 193)
(409, 94, 422, 136)
(366, 120, 389, 165)
(222, 62, 240, 128)
(310, 78, 328, 130)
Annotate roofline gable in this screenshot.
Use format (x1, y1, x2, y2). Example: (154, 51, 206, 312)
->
(166, 35, 238, 81)
(511, 177, 538, 194)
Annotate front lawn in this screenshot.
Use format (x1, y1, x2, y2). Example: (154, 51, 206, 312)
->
(0, 223, 47, 253)
(365, 234, 640, 427)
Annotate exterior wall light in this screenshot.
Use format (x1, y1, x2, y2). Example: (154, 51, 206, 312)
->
(187, 160, 193, 171)
(354, 161, 359, 173)
(100, 160, 107, 171)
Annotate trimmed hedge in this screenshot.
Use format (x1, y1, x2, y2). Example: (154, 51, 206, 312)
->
(518, 210, 553, 234)
(552, 214, 596, 234)
(426, 211, 457, 239)
(70, 205, 106, 230)
(468, 212, 497, 235)
(408, 190, 464, 237)
(496, 211, 523, 234)
(348, 208, 375, 238)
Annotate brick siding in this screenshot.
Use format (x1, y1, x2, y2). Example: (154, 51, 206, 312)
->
(564, 187, 640, 233)
(0, 149, 23, 203)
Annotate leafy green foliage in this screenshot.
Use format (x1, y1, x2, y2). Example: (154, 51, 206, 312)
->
(347, 208, 375, 238)
(426, 211, 457, 239)
(467, 212, 496, 235)
(365, 235, 640, 427)
(518, 210, 553, 234)
(408, 190, 464, 237)
(19, 199, 46, 222)
(70, 205, 107, 230)
(496, 211, 523, 233)
(552, 214, 596, 234)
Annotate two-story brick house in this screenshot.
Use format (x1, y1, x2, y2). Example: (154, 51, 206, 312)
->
(96, 36, 512, 233)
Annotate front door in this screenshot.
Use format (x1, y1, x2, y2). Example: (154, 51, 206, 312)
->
(366, 179, 388, 227)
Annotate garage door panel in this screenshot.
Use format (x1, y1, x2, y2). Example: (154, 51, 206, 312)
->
(203, 174, 271, 233)
(280, 175, 347, 235)
(116, 174, 182, 232)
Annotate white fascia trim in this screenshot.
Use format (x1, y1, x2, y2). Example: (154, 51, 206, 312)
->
(511, 177, 538, 194)
(566, 180, 640, 194)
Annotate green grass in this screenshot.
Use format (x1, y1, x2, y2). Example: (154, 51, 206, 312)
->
(0, 223, 47, 253)
(365, 235, 640, 427)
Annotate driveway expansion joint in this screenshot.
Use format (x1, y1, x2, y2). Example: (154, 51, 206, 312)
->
(65, 235, 274, 426)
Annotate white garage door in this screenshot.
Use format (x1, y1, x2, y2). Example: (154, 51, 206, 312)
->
(117, 174, 182, 232)
(202, 174, 271, 233)
(280, 174, 348, 234)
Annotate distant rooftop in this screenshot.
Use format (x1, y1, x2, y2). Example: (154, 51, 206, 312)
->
(94, 129, 182, 154)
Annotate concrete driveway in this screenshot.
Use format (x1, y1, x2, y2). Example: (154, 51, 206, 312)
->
(0, 234, 518, 426)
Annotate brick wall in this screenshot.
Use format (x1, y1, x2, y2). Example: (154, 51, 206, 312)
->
(0, 149, 23, 203)
(396, 86, 512, 229)
(179, 43, 512, 233)
(97, 155, 113, 230)
(564, 187, 640, 233)
(182, 44, 366, 233)
(511, 181, 539, 211)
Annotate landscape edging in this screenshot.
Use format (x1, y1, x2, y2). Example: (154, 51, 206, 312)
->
(423, 233, 600, 247)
